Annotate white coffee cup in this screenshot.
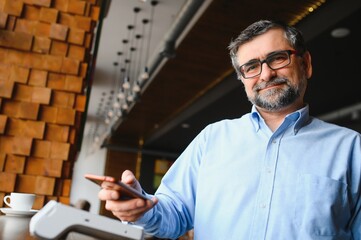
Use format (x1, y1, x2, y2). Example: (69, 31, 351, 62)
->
(3, 193, 35, 211)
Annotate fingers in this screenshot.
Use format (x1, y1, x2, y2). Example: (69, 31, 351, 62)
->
(98, 170, 156, 222)
(105, 197, 157, 222)
(98, 188, 119, 200)
(121, 170, 142, 192)
(121, 170, 136, 184)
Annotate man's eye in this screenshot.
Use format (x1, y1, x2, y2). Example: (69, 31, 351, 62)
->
(268, 53, 288, 64)
(244, 63, 259, 73)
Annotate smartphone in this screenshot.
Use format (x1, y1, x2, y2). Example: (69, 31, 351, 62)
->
(84, 173, 151, 201)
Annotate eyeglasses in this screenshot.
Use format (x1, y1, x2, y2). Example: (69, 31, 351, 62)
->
(239, 50, 298, 79)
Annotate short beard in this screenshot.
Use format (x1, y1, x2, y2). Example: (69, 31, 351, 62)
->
(248, 77, 300, 111)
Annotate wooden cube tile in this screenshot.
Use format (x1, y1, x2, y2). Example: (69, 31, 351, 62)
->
(58, 13, 73, 27)
(0, 153, 5, 171)
(53, 177, 63, 196)
(50, 141, 70, 160)
(56, 107, 75, 125)
(33, 195, 45, 210)
(39, 105, 58, 123)
(84, 0, 97, 4)
(0, 193, 4, 207)
(61, 179, 71, 197)
(26, 120, 46, 139)
(58, 196, 70, 205)
(39, 7, 58, 23)
(0, 78, 14, 98)
(74, 15, 92, 32)
(47, 72, 65, 90)
(11, 136, 33, 156)
(18, 101, 40, 120)
(79, 63, 88, 78)
(14, 19, 36, 35)
(50, 23, 69, 41)
(2, 48, 24, 65)
(68, 27, 85, 45)
(10, 65, 30, 83)
(51, 90, 75, 108)
(16, 174, 55, 195)
(64, 75, 82, 93)
(34, 21, 51, 37)
(25, 156, 63, 177)
(7, 118, 45, 139)
(1, 100, 18, 118)
(45, 123, 69, 142)
(84, 32, 92, 49)
(45, 195, 58, 204)
(90, 5, 100, 21)
(6, 15, 16, 31)
(67, 0, 86, 15)
(50, 40, 68, 56)
(0, 30, 33, 51)
(0, 48, 8, 65)
(32, 139, 51, 158)
(53, 0, 69, 12)
(32, 36, 51, 54)
(32, 0, 51, 7)
(43, 54, 63, 72)
(15, 174, 36, 193)
(4, 154, 25, 173)
(3, 0, 24, 17)
(0, 63, 10, 80)
(23, 5, 40, 20)
(32, 86, 52, 104)
(0, 114, 6, 134)
(0, 172, 16, 192)
(0, 12, 8, 29)
(27, 52, 44, 69)
(35, 176, 56, 195)
(29, 69, 48, 87)
(61, 57, 79, 75)
(61, 160, 73, 178)
(11, 31, 34, 51)
(13, 84, 33, 102)
(74, 111, 82, 129)
(75, 94, 86, 112)
(68, 44, 85, 61)
(68, 127, 76, 144)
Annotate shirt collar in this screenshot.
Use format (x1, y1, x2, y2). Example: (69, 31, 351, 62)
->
(250, 104, 310, 135)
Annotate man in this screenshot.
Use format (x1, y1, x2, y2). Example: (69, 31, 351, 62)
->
(98, 20, 361, 239)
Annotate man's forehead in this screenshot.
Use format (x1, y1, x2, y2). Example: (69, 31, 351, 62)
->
(236, 29, 290, 61)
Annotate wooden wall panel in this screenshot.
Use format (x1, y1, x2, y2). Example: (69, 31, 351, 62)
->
(0, 0, 101, 207)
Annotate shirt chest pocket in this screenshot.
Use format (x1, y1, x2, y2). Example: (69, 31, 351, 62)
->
(294, 174, 350, 237)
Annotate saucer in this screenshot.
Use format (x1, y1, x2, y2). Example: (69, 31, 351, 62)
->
(0, 208, 38, 217)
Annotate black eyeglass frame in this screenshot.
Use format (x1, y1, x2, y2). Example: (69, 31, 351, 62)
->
(238, 50, 298, 79)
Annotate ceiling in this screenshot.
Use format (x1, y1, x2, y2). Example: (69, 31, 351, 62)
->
(85, 0, 361, 159)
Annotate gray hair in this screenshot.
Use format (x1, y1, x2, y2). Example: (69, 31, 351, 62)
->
(228, 20, 307, 79)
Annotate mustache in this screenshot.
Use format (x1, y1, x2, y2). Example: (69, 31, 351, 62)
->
(253, 77, 288, 91)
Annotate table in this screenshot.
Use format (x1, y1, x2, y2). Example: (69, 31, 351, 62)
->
(0, 213, 99, 240)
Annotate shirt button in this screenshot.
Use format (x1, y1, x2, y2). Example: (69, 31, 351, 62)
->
(260, 203, 267, 208)
(272, 139, 277, 144)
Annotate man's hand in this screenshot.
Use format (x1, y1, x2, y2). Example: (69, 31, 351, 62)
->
(98, 170, 158, 222)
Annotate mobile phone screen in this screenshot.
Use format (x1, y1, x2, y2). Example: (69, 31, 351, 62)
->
(84, 173, 151, 201)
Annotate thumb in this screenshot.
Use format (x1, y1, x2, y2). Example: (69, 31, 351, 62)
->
(121, 170, 142, 191)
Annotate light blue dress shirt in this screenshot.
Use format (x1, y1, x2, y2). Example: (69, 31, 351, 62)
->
(137, 105, 361, 240)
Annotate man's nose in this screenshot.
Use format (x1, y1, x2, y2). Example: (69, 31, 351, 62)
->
(259, 62, 276, 81)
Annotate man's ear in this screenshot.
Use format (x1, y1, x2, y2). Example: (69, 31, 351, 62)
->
(302, 51, 312, 79)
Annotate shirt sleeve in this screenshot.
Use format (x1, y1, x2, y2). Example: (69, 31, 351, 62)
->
(135, 125, 209, 239)
(351, 134, 361, 238)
